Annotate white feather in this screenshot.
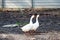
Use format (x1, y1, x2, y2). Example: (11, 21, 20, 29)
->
(32, 15, 39, 30)
(2, 24, 18, 27)
(21, 23, 33, 32)
(21, 15, 34, 32)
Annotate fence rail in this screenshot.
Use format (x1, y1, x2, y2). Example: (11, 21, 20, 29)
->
(0, 0, 60, 9)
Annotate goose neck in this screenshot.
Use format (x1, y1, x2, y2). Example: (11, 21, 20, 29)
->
(30, 17, 33, 23)
(36, 17, 39, 23)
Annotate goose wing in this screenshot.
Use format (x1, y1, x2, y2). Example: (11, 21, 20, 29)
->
(32, 22, 39, 30)
(21, 23, 32, 32)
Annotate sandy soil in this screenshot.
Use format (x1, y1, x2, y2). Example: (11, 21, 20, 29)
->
(0, 32, 60, 40)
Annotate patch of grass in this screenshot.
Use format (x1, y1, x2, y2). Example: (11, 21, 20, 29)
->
(16, 22, 21, 25)
(16, 22, 28, 26)
(23, 22, 28, 25)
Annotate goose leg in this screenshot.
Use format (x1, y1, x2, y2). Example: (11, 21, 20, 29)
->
(33, 30, 35, 34)
(24, 31, 31, 36)
(29, 30, 35, 35)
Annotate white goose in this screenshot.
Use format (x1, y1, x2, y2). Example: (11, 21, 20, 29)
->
(32, 15, 39, 31)
(21, 15, 34, 32)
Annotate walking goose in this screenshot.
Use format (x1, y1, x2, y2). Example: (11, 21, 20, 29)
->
(32, 15, 39, 31)
(21, 15, 34, 32)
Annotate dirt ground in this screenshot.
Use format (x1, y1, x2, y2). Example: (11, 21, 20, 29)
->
(0, 32, 60, 40)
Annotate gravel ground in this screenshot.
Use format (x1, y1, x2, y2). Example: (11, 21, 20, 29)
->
(0, 14, 60, 34)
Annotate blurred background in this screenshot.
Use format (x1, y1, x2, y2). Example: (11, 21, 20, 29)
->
(0, 0, 60, 34)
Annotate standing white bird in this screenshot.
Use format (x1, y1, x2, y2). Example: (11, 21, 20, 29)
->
(21, 15, 34, 32)
(32, 15, 39, 31)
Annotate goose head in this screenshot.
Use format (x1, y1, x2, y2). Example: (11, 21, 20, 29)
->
(37, 15, 39, 18)
(31, 15, 35, 18)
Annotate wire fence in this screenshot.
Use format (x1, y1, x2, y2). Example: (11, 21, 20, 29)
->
(0, 0, 60, 10)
